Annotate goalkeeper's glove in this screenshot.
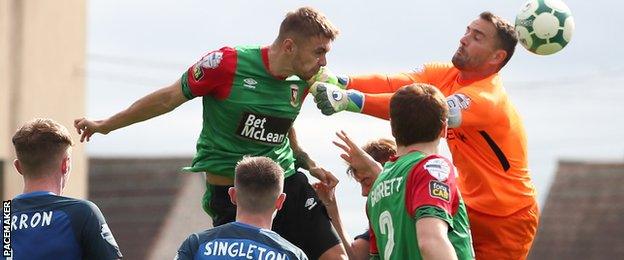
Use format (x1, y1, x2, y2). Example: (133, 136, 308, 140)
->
(310, 81, 364, 115)
(308, 67, 349, 90)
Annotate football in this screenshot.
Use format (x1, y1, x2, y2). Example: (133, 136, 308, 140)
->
(515, 0, 574, 55)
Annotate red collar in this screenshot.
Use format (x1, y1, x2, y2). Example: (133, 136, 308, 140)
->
(261, 46, 287, 80)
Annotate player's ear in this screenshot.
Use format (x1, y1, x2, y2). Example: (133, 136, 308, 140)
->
(282, 38, 296, 54)
(439, 120, 448, 138)
(275, 193, 286, 210)
(13, 159, 24, 176)
(490, 49, 507, 67)
(61, 156, 71, 175)
(228, 187, 237, 205)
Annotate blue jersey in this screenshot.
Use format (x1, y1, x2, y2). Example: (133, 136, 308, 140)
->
(10, 191, 122, 260)
(176, 222, 307, 260)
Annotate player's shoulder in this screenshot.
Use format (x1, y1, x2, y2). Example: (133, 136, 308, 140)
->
(48, 196, 105, 221)
(417, 62, 455, 74)
(42, 195, 98, 212)
(255, 228, 307, 258)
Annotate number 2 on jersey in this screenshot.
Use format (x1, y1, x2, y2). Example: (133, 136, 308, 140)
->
(379, 211, 394, 260)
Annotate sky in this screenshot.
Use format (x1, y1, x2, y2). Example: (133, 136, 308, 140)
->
(85, 0, 624, 235)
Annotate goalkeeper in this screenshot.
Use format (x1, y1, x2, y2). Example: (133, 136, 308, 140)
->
(310, 11, 538, 260)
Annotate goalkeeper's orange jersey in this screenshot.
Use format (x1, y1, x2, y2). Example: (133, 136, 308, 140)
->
(348, 62, 536, 216)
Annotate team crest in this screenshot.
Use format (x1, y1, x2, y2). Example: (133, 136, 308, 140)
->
(290, 84, 299, 107)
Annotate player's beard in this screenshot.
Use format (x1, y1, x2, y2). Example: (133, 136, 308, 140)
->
(452, 46, 468, 70)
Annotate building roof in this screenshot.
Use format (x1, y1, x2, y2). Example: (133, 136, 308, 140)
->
(88, 157, 210, 260)
(529, 160, 624, 259)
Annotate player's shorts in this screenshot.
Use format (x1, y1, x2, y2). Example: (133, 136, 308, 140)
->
(203, 171, 341, 259)
(467, 200, 539, 260)
(206, 184, 236, 227)
(354, 230, 370, 241)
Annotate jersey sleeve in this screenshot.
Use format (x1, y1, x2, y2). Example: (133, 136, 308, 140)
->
(348, 63, 449, 120)
(180, 46, 237, 100)
(405, 155, 458, 229)
(175, 234, 200, 260)
(81, 201, 123, 260)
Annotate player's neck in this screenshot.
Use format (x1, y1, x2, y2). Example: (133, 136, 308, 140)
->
(396, 140, 440, 157)
(236, 211, 274, 230)
(267, 43, 295, 78)
(23, 176, 62, 195)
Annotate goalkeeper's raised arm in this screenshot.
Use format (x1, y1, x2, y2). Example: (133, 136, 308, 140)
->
(309, 67, 419, 119)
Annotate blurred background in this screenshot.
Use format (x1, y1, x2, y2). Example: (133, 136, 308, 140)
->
(2, 0, 623, 259)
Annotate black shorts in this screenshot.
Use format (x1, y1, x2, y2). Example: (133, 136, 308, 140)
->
(354, 229, 370, 241)
(208, 171, 340, 259)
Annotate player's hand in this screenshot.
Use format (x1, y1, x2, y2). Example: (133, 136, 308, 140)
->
(309, 166, 339, 189)
(333, 130, 383, 176)
(312, 182, 336, 207)
(308, 67, 349, 88)
(74, 118, 109, 142)
(310, 82, 364, 115)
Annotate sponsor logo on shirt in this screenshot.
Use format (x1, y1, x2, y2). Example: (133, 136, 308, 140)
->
(304, 198, 317, 210)
(200, 51, 224, 69)
(290, 84, 299, 107)
(100, 224, 119, 248)
(424, 158, 451, 181)
(236, 112, 293, 145)
(192, 64, 204, 81)
(447, 93, 471, 110)
(202, 239, 288, 260)
(243, 78, 258, 89)
(429, 180, 450, 202)
(192, 51, 224, 81)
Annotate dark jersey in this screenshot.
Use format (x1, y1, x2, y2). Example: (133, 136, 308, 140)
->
(176, 221, 307, 260)
(10, 191, 122, 259)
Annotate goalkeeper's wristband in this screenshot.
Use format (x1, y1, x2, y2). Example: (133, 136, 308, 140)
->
(345, 90, 364, 113)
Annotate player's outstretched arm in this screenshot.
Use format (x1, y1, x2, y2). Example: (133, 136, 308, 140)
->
(333, 130, 382, 176)
(74, 80, 188, 142)
(289, 128, 339, 188)
(416, 218, 458, 260)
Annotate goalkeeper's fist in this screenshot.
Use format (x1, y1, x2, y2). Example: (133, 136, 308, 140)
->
(310, 82, 364, 115)
(308, 67, 349, 90)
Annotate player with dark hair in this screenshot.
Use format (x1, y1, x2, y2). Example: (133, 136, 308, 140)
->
(176, 156, 307, 260)
(334, 84, 474, 259)
(10, 118, 122, 260)
(311, 11, 538, 259)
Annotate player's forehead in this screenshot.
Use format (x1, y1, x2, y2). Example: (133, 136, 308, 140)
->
(301, 35, 332, 52)
(353, 171, 372, 182)
(467, 18, 496, 38)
